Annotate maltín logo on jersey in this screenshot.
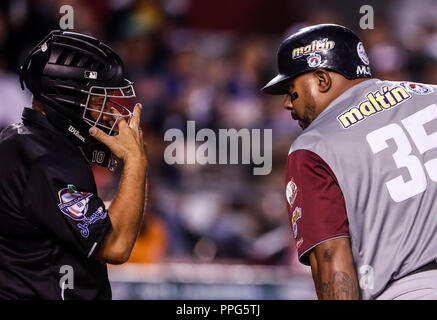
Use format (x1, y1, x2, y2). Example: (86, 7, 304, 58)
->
(58, 185, 93, 220)
(400, 82, 433, 95)
(337, 85, 411, 129)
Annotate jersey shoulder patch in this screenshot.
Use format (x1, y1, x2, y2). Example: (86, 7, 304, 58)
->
(57, 184, 107, 238)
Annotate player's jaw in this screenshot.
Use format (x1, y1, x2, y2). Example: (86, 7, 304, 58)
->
(284, 78, 316, 129)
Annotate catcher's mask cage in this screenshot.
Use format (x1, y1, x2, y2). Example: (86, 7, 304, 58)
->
(20, 30, 136, 171)
(82, 81, 135, 135)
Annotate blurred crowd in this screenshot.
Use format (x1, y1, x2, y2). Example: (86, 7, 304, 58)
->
(1, 0, 437, 271)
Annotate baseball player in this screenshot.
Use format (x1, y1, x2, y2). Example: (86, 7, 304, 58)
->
(0, 30, 147, 299)
(263, 24, 437, 299)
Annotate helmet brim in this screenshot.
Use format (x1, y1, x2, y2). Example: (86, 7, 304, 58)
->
(261, 74, 291, 95)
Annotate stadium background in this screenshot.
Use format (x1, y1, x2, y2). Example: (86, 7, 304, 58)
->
(1, 0, 437, 299)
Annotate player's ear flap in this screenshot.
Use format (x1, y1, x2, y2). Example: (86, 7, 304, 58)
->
(314, 69, 331, 93)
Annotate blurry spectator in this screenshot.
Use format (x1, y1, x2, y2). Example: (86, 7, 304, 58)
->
(0, 70, 30, 129)
(128, 210, 168, 263)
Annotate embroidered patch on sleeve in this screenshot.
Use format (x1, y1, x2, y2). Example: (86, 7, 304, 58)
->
(292, 207, 302, 239)
(58, 184, 107, 238)
(286, 177, 299, 207)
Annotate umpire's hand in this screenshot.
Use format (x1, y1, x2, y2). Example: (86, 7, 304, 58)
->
(88, 103, 146, 164)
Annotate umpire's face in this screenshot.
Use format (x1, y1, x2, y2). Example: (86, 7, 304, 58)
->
(87, 92, 117, 129)
(283, 72, 318, 130)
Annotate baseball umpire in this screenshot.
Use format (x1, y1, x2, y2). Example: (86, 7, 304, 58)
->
(263, 24, 437, 299)
(0, 30, 147, 299)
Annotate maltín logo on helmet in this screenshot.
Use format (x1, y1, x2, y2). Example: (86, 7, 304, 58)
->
(291, 38, 335, 60)
(58, 184, 93, 220)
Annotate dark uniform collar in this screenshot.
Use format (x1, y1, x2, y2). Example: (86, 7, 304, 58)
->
(21, 107, 77, 149)
(22, 107, 56, 131)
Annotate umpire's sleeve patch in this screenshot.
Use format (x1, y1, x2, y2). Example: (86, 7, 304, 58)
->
(57, 184, 108, 238)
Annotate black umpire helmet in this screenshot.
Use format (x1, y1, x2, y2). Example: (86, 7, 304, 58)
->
(262, 24, 371, 95)
(20, 30, 136, 171)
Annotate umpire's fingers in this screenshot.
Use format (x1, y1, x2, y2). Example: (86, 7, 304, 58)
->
(129, 103, 142, 130)
(111, 107, 128, 130)
(89, 126, 114, 147)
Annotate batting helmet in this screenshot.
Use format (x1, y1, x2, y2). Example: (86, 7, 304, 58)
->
(262, 24, 371, 95)
(20, 30, 136, 171)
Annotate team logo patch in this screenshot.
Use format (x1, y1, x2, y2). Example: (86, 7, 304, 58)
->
(286, 178, 298, 207)
(58, 184, 107, 238)
(292, 207, 302, 239)
(357, 42, 369, 65)
(307, 53, 322, 68)
(400, 82, 433, 95)
(58, 185, 92, 220)
(84, 70, 98, 79)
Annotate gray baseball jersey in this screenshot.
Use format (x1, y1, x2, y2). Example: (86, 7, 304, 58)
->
(289, 78, 437, 299)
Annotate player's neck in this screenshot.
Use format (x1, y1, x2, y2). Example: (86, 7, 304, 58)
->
(318, 77, 370, 115)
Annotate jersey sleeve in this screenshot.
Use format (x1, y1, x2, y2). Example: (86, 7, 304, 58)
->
(22, 154, 111, 259)
(285, 149, 349, 265)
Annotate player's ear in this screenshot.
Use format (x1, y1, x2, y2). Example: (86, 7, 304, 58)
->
(313, 69, 331, 93)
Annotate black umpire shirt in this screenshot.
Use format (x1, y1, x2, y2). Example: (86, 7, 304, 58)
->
(0, 108, 112, 299)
